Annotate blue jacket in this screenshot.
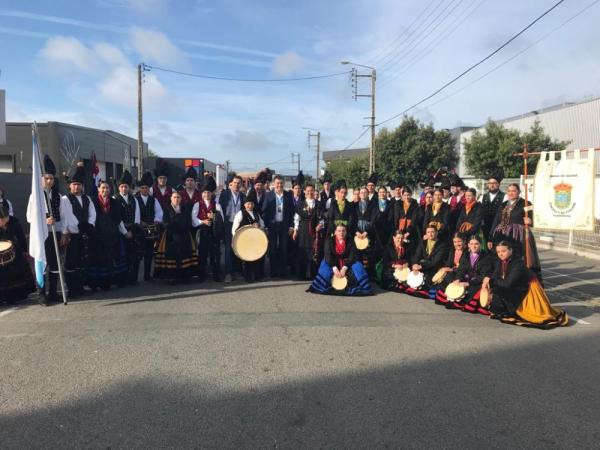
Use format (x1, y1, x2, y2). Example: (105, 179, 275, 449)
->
(262, 190, 294, 229)
(218, 189, 246, 223)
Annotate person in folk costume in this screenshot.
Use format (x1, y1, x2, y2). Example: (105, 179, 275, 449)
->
(354, 186, 379, 275)
(489, 183, 542, 280)
(115, 170, 142, 285)
(150, 161, 173, 213)
(414, 189, 433, 234)
(62, 163, 96, 298)
(480, 172, 506, 245)
(440, 177, 452, 204)
(88, 181, 129, 290)
(231, 190, 265, 283)
(448, 174, 467, 235)
(0, 204, 35, 304)
(319, 173, 334, 210)
(191, 175, 224, 282)
(262, 174, 294, 279)
(418, 177, 434, 206)
(326, 179, 357, 237)
(154, 191, 198, 284)
(373, 186, 392, 251)
(179, 167, 202, 208)
(366, 172, 379, 206)
(292, 183, 324, 280)
(288, 171, 305, 274)
(455, 187, 484, 241)
(430, 233, 466, 301)
(0, 186, 14, 217)
(482, 241, 568, 329)
(218, 174, 245, 283)
(422, 188, 451, 241)
(435, 235, 493, 313)
(308, 223, 373, 296)
(135, 171, 163, 282)
(392, 186, 420, 240)
(251, 169, 269, 280)
(26, 155, 70, 305)
(380, 229, 415, 293)
(406, 225, 449, 299)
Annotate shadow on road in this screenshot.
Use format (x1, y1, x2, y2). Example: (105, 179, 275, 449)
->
(1, 333, 599, 449)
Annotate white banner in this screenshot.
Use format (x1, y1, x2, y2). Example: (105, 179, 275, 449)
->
(533, 149, 595, 231)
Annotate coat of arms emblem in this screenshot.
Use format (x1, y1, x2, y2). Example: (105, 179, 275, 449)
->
(553, 182, 572, 210)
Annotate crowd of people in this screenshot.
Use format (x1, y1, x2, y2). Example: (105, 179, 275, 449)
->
(0, 157, 567, 329)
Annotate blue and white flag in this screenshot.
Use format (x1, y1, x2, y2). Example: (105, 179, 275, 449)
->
(26, 128, 48, 288)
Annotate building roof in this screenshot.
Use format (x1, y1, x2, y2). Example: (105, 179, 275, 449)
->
(322, 147, 369, 162)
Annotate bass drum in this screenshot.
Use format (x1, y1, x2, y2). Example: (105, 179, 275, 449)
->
(232, 225, 269, 262)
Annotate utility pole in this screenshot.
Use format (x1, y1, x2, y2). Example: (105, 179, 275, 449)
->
(137, 63, 144, 180)
(291, 152, 301, 173)
(307, 130, 321, 187)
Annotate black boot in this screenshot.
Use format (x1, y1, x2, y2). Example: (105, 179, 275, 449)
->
(48, 273, 60, 303)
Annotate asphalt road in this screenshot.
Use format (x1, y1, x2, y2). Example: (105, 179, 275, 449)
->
(1, 249, 599, 449)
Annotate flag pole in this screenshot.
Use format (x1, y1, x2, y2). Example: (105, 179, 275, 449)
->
(33, 123, 68, 305)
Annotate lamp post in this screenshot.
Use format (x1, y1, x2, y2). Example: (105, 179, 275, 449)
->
(340, 60, 376, 175)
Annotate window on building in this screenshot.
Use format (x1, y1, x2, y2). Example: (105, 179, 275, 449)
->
(0, 154, 13, 173)
(106, 162, 114, 181)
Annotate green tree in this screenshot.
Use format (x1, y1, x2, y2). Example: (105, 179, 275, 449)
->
(464, 120, 568, 178)
(375, 116, 457, 187)
(326, 154, 370, 189)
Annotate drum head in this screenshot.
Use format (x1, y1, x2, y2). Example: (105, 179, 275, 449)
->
(407, 271, 424, 289)
(394, 267, 410, 282)
(445, 283, 465, 302)
(331, 275, 348, 291)
(354, 236, 369, 250)
(431, 268, 447, 285)
(232, 225, 268, 262)
(0, 240, 12, 252)
(480, 287, 491, 307)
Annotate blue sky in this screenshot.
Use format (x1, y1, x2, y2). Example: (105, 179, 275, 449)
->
(1, 0, 599, 175)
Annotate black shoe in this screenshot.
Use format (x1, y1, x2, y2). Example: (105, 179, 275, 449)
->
(38, 293, 50, 307)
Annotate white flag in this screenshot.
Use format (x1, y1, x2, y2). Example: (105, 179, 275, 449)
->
(26, 127, 48, 288)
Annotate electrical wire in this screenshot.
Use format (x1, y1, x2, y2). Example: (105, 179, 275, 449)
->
(376, 0, 566, 127)
(342, 127, 371, 151)
(144, 64, 352, 82)
(420, 0, 600, 111)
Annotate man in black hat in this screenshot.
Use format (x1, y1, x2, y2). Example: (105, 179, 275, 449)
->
(319, 173, 333, 209)
(262, 174, 294, 279)
(115, 169, 141, 285)
(136, 171, 163, 282)
(27, 155, 71, 305)
(366, 172, 378, 206)
(179, 167, 202, 208)
(253, 169, 269, 213)
(481, 172, 506, 244)
(150, 161, 173, 213)
(192, 175, 224, 282)
(448, 174, 466, 235)
(62, 163, 96, 298)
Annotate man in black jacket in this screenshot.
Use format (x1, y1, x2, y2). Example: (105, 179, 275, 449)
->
(262, 174, 294, 278)
(217, 175, 245, 283)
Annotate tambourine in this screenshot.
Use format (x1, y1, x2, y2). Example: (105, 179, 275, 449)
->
(445, 283, 466, 302)
(0, 240, 16, 267)
(331, 275, 348, 291)
(480, 286, 492, 308)
(393, 267, 410, 282)
(232, 225, 269, 262)
(431, 268, 448, 285)
(354, 236, 369, 250)
(407, 271, 425, 289)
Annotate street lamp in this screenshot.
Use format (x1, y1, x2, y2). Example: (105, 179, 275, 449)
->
(340, 60, 376, 175)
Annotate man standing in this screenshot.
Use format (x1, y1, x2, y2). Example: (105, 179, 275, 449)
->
(262, 174, 294, 279)
(150, 162, 172, 213)
(480, 173, 505, 244)
(218, 175, 245, 283)
(115, 170, 140, 285)
(136, 171, 163, 282)
(448, 174, 467, 235)
(62, 163, 96, 298)
(179, 167, 202, 208)
(27, 155, 70, 305)
(192, 175, 224, 282)
(319, 174, 333, 209)
(366, 173, 378, 205)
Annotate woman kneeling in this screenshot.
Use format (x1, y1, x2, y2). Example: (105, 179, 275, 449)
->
(308, 224, 373, 296)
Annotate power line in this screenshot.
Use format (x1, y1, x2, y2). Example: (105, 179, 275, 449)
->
(342, 127, 370, 151)
(144, 64, 351, 82)
(377, 0, 566, 127)
(421, 0, 600, 111)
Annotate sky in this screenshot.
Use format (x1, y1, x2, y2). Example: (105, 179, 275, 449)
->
(1, 0, 600, 175)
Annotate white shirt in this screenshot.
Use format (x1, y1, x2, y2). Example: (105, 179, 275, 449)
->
(0, 199, 13, 216)
(231, 209, 264, 235)
(149, 185, 168, 196)
(275, 191, 285, 222)
(118, 193, 141, 225)
(138, 194, 164, 224)
(293, 199, 315, 230)
(61, 194, 97, 234)
(191, 201, 224, 228)
(26, 190, 70, 234)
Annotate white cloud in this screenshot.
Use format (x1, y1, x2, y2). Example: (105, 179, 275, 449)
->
(221, 130, 277, 151)
(130, 26, 190, 69)
(98, 67, 169, 109)
(94, 42, 129, 67)
(39, 36, 98, 73)
(272, 51, 306, 76)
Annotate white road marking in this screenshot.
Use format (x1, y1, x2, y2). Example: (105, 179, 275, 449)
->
(0, 308, 17, 318)
(543, 267, 600, 288)
(567, 314, 591, 325)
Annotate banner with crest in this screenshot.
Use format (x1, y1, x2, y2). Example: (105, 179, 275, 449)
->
(533, 148, 595, 231)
